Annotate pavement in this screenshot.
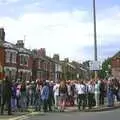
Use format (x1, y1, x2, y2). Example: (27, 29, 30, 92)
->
(0, 102, 120, 120)
(23, 109, 120, 120)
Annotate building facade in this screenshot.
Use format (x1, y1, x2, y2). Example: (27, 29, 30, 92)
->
(16, 40, 32, 82)
(0, 28, 32, 82)
(3, 41, 18, 81)
(53, 54, 62, 81)
(32, 48, 55, 81)
(0, 28, 89, 82)
(111, 51, 120, 79)
(0, 28, 5, 81)
(61, 58, 76, 80)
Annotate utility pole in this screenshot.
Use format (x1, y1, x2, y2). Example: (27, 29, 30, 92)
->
(93, 0, 98, 79)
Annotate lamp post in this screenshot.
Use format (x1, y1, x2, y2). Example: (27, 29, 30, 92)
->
(93, 0, 98, 79)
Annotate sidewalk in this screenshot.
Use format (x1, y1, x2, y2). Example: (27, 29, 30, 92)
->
(65, 102, 120, 112)
(1, 103, 120, 120)
(0, 112, 30, 120)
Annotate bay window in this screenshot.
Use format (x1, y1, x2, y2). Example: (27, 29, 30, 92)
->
(5, 51, 10, 63)
(20, 54, 29, 66)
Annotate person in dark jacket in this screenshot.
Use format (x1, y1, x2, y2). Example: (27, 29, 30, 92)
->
(99, 80, 105, 105)
(1, 76, 12, 115)
(47, 81, 54, 112)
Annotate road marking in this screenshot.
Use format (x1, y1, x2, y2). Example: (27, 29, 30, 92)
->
(8, 115, 29, 120)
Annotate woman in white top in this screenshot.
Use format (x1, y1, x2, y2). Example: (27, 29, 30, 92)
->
(53, 81, 60, 109)
(94, 80, 100, 107)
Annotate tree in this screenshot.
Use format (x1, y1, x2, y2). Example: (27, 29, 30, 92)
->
(98, 57, 112, 79)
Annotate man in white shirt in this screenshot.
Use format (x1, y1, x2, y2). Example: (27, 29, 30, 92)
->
(76, 81, 86, 111)
(87, 81, 95, 109)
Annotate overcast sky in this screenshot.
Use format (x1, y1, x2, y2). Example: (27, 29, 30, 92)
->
(0, 0, 120, 62)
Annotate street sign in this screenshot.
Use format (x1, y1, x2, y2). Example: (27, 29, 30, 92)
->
(89, 61, 101, 71)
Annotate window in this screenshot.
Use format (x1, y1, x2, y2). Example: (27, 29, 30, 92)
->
(38, 60, 41, 69)
(12, 52, 17, 63)
(20, 55, 28, 66)
(20, 55, 24, 65)
(11, 70, 16, 81)
(5, 51, 10, 63)
(24, 56, 28, 66)
(10, 52, 12, 63)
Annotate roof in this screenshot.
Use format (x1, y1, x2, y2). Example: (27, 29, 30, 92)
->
(3, 41, 17, 50)
(18, 47, 31, 55)
(67, 63, 76, 69)
(112, 51, 120, 58)
(71, 61, 87, 71)
(0, 40, 31, 55)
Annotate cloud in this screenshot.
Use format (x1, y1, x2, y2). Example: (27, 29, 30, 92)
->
(0, 5, 120, 62)
(0, 0, 20, 4)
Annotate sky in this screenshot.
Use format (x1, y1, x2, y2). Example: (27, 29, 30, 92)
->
(0, 0, 120, 62)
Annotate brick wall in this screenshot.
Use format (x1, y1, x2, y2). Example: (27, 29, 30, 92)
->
(0, 47, 4, 80)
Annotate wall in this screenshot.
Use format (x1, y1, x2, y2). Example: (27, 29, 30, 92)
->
(0, 47, 4, 80)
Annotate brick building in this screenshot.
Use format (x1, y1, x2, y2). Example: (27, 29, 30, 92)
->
(53, 54, 62, 81)
(32, 48, 54, 81)
(0, 28, 5, 81)
(61, 58, 76, 80)
(0, 28, 89, 82)
(111, 51, 120, 79)
(16, 40, 32, 82)
(0, 28, 32, 82)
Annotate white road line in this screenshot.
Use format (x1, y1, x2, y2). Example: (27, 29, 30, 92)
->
(8, 115, 29, 120)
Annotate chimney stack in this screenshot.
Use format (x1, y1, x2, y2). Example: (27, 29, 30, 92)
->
(64, 58, 69, 62)
(16, 40, 24, 48)
(37, 48, 46, 56)
(0, 28, 5, 41)
(53, 54, 60, 61)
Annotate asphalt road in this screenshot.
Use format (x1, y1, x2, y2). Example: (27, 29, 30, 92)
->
(23, 109, 120, 120)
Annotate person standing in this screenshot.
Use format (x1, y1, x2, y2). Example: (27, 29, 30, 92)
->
(87, 80, 95, 109)
(99, 80, 105, 105)
(1, 76, 12, 115)
(59, 81, 68, 112)
(76, 80, 86, 111)
(94, 80, 100, 107)
(107, 79, 114, 107)
(53, 81, 60, 110)
(41, 82, 49, 112)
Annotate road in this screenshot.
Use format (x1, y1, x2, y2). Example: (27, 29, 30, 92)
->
(23, 109, 120, 120)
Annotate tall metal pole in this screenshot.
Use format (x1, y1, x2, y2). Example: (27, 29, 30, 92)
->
(93, 0, 97, 61)
(93, 0, 98, 79)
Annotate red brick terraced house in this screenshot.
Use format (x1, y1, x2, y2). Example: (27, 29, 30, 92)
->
(53, 54, 62, 82)
(61, 58, 76, 80)
(16, 40, 33, 82)
(111, 51, 120, 79)
(32, 48, 55, 81)
(0, 28, 18, 81)
(0, 28, 5, 81)
(0, 28, 32, 82)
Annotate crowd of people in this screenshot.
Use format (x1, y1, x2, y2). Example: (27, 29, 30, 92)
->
(0, 76, 120, 115)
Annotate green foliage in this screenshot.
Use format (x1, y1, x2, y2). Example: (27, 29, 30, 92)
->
(98, 57, 112, 79)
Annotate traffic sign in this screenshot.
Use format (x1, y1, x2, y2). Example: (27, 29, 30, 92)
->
(89, 61, 102, 71)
